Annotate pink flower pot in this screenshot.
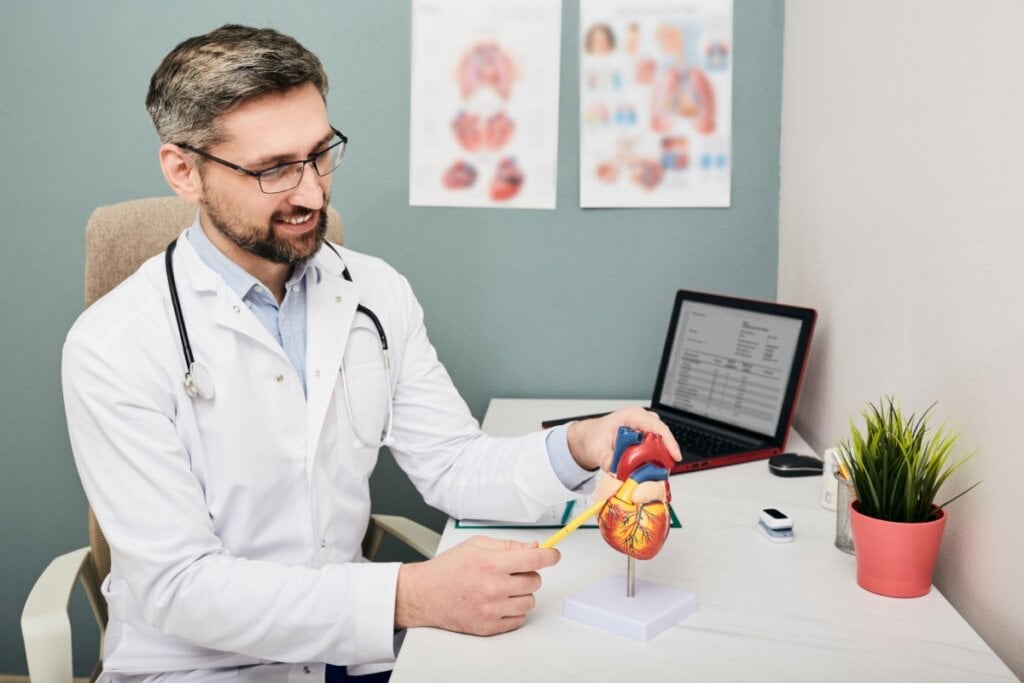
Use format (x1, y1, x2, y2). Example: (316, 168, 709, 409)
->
(848, 501, 947, 598)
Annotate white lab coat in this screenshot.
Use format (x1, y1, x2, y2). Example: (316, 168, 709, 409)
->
(62, 233, 578, 681)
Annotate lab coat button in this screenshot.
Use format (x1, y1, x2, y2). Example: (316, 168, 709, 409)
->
(303, 665, 311, 674)
(335, 296, 342, 303)
(275, 374, 284, 383)
(232, 305, 240, 313)
(315, 370, 321, 377)
(320, 539, 327, 548)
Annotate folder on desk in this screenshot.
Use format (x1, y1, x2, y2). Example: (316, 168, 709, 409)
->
(455, 499, 680, 530)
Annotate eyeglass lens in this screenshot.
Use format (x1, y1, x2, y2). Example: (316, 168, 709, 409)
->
(258, 138, 347, 194)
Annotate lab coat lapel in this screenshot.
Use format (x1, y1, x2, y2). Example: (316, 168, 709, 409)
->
(305, 263, 361, 463)
(177, 235, 287, 357)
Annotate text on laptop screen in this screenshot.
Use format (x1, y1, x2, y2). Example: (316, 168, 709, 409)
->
(658, 301, 803, 436)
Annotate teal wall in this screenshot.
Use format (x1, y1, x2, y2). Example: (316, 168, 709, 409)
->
(0, 1, 783, 674)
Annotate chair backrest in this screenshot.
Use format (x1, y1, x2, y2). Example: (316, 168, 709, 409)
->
(83, 196, 343, 583)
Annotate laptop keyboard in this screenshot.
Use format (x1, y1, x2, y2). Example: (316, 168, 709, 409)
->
(667, 421, 748, 458)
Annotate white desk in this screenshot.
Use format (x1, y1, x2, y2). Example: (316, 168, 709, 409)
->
(391, 399, 1015, 682)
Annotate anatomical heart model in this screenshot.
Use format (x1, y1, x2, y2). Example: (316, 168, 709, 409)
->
(558, 426, 696, 641)
(596, 427, 674, 560)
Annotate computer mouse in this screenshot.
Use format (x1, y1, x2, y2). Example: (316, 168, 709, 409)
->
(768, 453, 824, 477)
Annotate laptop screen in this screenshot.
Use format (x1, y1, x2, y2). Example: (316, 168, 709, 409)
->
(654, 291, 816, 440)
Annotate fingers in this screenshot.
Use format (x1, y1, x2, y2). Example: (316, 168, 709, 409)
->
(611, 407, 682, 461)
(476, 595, 536, 636)
(487, 614, 528, 636)
(569, 406, 683, 471)
(594, 474, 623, 503)
(503, 593, 537, 618)
(395, 536, 556, 635)
(467, 535, 534, 551)
(496, 545, 561, 573)
(632, 480, 669, 504)
(468, 535, 560, 572)
(508, 570, 542, 597)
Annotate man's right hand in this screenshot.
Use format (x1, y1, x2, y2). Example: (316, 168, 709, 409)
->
(394, 536, 560, 636)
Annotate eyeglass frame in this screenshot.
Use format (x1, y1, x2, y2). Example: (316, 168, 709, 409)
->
(173, 127, 348, 194)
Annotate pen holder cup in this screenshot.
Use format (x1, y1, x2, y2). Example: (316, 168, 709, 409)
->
(835, 474, 856, 554)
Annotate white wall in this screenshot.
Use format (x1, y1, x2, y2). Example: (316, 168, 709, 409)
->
(779, 1, 1024, 676)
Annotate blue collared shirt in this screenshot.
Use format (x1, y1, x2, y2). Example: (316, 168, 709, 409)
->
(187, 221, 315, 395)
(186, 219, 592, 490)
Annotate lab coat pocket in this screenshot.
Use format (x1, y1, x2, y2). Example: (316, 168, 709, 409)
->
(335, 360, 389, 478)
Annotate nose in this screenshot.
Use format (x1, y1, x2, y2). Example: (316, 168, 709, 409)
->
(289, 162, 327, 210)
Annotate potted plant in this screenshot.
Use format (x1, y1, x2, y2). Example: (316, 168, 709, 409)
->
(837, 396, 980, 597)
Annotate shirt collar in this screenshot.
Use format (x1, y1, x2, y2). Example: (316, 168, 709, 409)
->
(186, 213, 322, 301)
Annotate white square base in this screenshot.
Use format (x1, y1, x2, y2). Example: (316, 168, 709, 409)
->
(563, 575, 698, 642)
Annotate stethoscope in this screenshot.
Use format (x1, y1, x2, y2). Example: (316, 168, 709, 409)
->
(164, 239, 395, 448)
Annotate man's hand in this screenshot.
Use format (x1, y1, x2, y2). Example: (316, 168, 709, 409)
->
(395, 536, 560, 636)
(566, 407, 682, 472)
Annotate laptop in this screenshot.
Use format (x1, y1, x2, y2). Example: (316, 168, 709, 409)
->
(544, 289, 816, 475)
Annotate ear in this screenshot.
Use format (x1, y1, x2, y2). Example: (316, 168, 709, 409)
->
(158, 143, 202, 203)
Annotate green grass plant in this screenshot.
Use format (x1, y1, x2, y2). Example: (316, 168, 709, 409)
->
(837, 396, 980, 523)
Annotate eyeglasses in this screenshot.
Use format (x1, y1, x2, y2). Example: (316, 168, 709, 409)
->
(175, 128, 348, 194)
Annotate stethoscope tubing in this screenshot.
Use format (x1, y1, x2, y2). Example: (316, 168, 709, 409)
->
(326, 242, 389, 353)
(165, 241, 195, 367)
(324, 244, 395, 448)
(165, 238, 394, 447)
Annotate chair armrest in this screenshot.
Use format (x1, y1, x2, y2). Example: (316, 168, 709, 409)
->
(365, 514, 441, 560)
(21, 546, 91, 683)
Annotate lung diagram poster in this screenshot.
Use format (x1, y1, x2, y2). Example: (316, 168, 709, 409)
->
(410, 0, 562, 209)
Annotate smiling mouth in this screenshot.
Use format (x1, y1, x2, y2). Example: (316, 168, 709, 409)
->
(274, 210, 320, 234)
(280, 211, 314, 225)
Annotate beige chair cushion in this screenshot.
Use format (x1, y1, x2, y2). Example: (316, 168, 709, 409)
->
(84, 196, 344, 305)
(83, 196, 344, 581)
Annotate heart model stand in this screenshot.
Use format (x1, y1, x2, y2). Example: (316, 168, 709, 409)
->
(559, 427, 698, 641)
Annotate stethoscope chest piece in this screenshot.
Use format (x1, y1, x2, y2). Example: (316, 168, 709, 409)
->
(184, 361, 215, 400)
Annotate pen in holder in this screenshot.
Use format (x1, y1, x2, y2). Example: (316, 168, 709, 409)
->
(820, 448, 840, 510)
(834, 471, 856, 554)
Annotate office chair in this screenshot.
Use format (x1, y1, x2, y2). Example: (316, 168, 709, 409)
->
(21, 196, 441, 683)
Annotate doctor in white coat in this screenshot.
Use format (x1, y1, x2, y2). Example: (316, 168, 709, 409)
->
(62, 25, 679, 682)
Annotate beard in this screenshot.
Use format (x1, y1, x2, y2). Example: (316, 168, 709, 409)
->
(201, 190, 329, 266)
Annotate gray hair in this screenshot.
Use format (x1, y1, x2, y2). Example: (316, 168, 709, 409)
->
(146, 24, 329, 147)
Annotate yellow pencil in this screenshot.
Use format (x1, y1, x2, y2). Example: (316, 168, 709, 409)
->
(539, 499, 606, 549)
(540, 479, 639, 549)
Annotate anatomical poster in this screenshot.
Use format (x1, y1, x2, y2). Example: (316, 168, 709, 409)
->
(409, 0, 561, 209)
(580, 0, 733, 208)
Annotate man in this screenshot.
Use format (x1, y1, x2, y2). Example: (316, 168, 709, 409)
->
(63, 25, 678, 682)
